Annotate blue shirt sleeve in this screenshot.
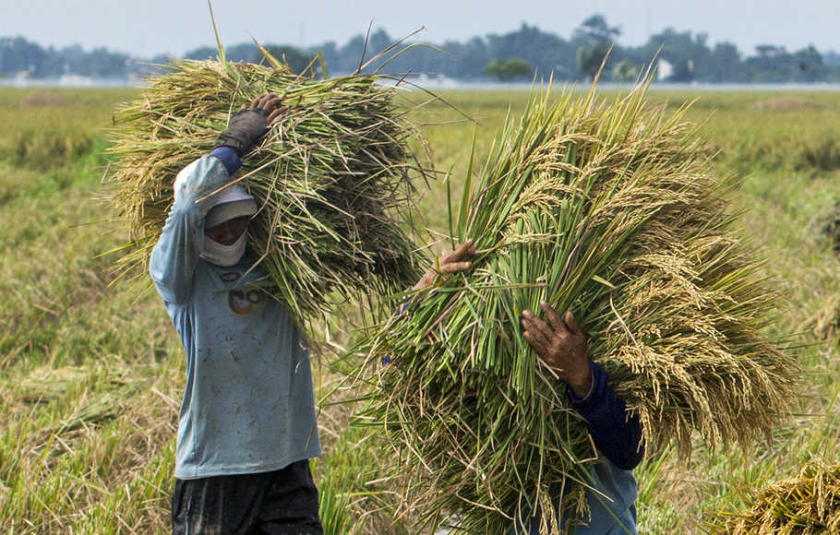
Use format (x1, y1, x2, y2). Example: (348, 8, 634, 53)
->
(148, 155, 233, 305)
(569, 360, 644, 470)
(209, 146, 242, 175)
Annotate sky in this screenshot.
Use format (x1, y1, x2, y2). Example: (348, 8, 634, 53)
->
(2, 0, 839, 58)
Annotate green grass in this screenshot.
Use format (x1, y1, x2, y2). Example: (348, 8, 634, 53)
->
(0, 86, 839, 533)
(0, 89, 135, 169)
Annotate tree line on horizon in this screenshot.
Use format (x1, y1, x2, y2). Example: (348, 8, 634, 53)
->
(2, 14, 840, 83)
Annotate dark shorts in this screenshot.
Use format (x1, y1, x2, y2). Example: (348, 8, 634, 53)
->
(171, 460, 323, 535)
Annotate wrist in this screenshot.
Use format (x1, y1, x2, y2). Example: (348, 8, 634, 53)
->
(213, 138, 247, 158)
(209, 146, 242, 175)
(414, 269, 436, 291)
(567, 366, 593, 398)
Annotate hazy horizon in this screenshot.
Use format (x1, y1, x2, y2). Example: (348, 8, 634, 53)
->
(3, 1, 840, 59)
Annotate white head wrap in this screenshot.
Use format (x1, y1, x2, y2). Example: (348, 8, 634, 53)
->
(204, 186, 258, 228)
(171, 162, 259, 266)
(199, 184, 258, 267)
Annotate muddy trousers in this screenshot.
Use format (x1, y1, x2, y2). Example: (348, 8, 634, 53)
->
(171, 460, 323, 535)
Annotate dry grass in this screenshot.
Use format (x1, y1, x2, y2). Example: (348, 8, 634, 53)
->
(716, 459, 840, 534)
(19, 91, 77, 108)
(751, 98, 822, 111)
(821, 200, 840, 254)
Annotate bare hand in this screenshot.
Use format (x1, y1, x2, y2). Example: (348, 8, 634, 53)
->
(414, 239, 477, 291)
(246, 93, 289, 122)
(520, 302, 592, 397)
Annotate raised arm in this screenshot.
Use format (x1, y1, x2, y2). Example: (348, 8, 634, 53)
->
(148, 93, 288, 305)
(149, 155, 236, 304)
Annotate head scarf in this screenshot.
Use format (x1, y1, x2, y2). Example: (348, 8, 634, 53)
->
(200, 184, 258, 267)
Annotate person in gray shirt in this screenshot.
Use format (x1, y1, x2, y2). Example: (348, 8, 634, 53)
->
(150, 94, 323, 534)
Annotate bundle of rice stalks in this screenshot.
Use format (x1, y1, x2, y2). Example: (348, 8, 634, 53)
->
(19, 366, 88, 403)
(107, 56, 426, 326)
(805, 295, 840, 343)
(821, 199, 840, 254)
(718, 459, 840, 534)
(354, 80, 799, 533)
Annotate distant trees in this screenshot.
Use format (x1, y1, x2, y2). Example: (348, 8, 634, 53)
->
(742, 44, 827, 82)
(0, 37, 130, 78)
(365, 23, 576, 81)
(706, 42, 743, 82)
(2, 15, 840, 84)
(484, 58, 533, 81)
(485, 23, 577, 80)
(577, 42, 611, 81)
(796, 46, 828, 82)
(632, 28, 711, 82)
(317, 28, 394, 75)
(612, 59, 640, 82)
(574, 15, 620, 80)
(0, 37, 49, 75)
(184, 43, 255, 63)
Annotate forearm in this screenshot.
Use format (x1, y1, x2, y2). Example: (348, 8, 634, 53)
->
(149, 155, 234, 303)
(569, 360, 644, 470)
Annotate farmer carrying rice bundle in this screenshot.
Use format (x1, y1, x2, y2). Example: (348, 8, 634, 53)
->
(408, 240, 644, 533)
(357, 79, 800, 534)
(108, 54, 428, 534)
(109, 58, 426, 330)
(150, 94, 322, 533)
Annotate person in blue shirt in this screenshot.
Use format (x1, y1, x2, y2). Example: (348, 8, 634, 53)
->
(150, 93, 323, 535)
(416, 243, 644, 534)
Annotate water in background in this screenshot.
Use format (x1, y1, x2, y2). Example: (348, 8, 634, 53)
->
(5, 74, 840, 92)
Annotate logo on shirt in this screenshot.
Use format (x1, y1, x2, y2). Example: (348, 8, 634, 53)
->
(228, 288, 267, 316)
(220, 272, 241, 283)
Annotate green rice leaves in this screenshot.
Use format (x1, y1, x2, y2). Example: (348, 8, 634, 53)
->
(354, 82, 799, 533)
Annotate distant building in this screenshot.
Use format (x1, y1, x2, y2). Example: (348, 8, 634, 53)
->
(58, 74, 94, 87)
(12, 71, 30, 87)
(416, 73, 459, 88)
(657, 59, 673, 81)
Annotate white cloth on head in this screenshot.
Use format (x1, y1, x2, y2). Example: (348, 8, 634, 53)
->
(173, 168, 257, 227)
(205, 188, 258, 228)
(202, 183, 257, 229)
(174, 179, 257, 267)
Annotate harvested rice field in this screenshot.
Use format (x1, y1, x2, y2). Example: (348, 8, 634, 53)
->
(1, 85, 839, 534)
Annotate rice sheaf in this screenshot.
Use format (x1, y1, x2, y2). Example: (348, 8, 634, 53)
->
(107, 58, 428, 328)
(354, 79, 801, 534)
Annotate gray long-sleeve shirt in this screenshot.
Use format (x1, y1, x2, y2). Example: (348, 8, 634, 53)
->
(149, 155, 320, 479)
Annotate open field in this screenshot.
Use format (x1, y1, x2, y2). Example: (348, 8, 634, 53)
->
(1, 86, 839, 533)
